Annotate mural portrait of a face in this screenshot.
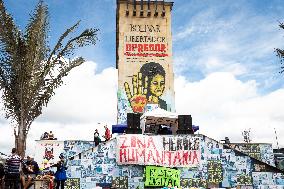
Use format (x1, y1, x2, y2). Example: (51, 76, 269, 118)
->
(124, 62, 167, 113)
(140, 62, 165, 102)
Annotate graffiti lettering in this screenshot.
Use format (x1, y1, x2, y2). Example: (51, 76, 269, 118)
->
(112, 176, 128, 188)
(125, 43, 166, 53)
(130, 24, 161, 33)
(117, 135, 201, 167)
(207, 160, 223, 184)
(125, 35, 166, 43)
(180, 178, 207, 188)
(145, 166, 180, 187)
(237, 174, 252, 185)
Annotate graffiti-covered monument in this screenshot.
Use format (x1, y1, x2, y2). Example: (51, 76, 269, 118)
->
(34, 1, 284, 189)
(116, 0, 175, 124)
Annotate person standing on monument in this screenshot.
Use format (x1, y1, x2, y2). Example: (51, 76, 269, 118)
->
(103, 125, 112, 142)
(94, 129, 101, 146)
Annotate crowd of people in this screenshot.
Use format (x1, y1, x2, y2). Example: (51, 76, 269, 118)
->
(0, 148, 67, 189)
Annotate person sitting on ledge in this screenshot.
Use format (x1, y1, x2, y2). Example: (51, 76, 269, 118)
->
(41, 132, 49, 140)
(48, 131, 54, 140)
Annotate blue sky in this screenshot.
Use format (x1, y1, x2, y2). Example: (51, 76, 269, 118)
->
(4, 0, 284, 93)
(0, 0, 284, 155)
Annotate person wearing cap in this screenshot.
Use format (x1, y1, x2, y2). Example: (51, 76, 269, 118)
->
(21, 155, 40, 189)
(52, 153, 67, 189)
(4, 148, 22, 189)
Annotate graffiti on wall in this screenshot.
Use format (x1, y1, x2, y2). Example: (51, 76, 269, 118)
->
(112, 176, 128, 188)
(180, 178, 207, 188)
(207, 160, 223, 184)
(145, 166, 180, 188)
(34, 140, 64, 169)
(65, 178, 80, 189)
(65, 135, 284, 189)
(117, 1, 175, 124)
(237, 174, 252, 185)
(64, 141, 94, 159)
(117, 135, 201, 167)
(229, 143, 275, 166)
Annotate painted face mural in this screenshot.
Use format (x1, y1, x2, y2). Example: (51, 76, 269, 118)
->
(44, 146, 54, 161)
(150, 74, 165, 97)
(124, 62, 166, 113)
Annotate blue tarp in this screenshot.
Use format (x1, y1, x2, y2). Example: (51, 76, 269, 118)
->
(112, 124, 199, 133)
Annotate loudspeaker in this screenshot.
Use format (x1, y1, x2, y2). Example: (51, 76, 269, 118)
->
(127, 113, 141, 129)
(126, 113, 142, 134)
(177, 115, 193, 134)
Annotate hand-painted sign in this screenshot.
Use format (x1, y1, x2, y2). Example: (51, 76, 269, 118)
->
(117, 135, 201, 167)
(34, 140, 64, 170)
(207, 160, 223, 184)
(145, 166, 180, 188)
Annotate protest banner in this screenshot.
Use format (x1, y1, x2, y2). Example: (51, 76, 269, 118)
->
(145, 166, 180, 188)
(117, 134, 201, 167)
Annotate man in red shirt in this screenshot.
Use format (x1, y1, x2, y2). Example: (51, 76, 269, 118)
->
(103, 125, 112, 141)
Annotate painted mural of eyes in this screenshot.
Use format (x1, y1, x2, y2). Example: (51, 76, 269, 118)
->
(124, 72, 148, 113)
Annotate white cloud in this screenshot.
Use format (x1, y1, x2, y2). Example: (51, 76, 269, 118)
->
(0, 61, 118, 155)
(172, 1, 283, 88)
(37, 61, 117, 124)
(0, 63, 284, 156)
(175, 72, 284, 147)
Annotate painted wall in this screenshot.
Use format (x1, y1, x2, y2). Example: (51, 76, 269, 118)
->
(34, 140, 94, 170)
(116, 1, 175, 124)
(34, 140, 64, 170)
(229, 143, 275, 166)
(64, 135, 284, 189)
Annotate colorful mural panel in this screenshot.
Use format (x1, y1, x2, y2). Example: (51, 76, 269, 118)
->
(65, 178, 80, 189)
(229, 143, 275, 166)
(145, 166, 180, 188)
(63, 134, 284, 189)
(117, 0, 175, 124)
(34, 140, 64, 170)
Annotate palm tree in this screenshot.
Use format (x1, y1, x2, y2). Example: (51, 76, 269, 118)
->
(276, 22, 284, 74)
(0, 0, 99, 157)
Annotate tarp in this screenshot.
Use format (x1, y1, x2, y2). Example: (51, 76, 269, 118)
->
(141, 107, 178, 119)
(141, 107, 199, 133)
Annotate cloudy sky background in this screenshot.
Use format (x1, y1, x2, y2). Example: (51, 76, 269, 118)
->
(0, 0, 284, 156)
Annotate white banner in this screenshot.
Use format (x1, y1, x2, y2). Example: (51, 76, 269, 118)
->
(117, 134, 201, 167)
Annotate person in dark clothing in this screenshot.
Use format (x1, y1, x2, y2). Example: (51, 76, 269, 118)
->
(94, 129, 101, 146)
(52, 153, 67, 189)
(4, 148, 22, 189)
(21, 155, 40, 189)
(0, 162, 4, 189)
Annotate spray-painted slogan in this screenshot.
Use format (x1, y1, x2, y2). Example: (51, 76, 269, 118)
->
(117, 135, 201, 167)
(124, 24, 168, 57)
(145, 166, 180, 188)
